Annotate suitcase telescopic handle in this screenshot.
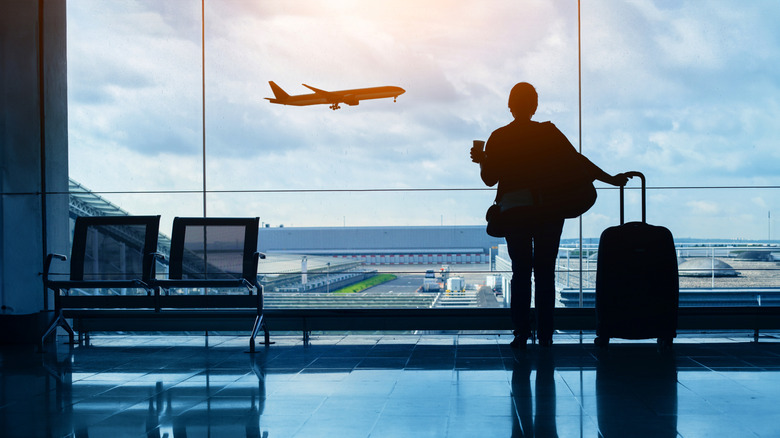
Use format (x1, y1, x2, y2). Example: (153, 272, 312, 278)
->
(620, 171, 646, 224)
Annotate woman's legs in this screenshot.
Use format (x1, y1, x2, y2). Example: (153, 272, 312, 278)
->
(506, 219, 564, 346)
(532, 219, 565, 343)
(505, 232, 532, 343)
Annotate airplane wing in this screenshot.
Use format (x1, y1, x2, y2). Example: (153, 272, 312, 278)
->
(301, 84, 360, 107)
(302, 84, 339, 99)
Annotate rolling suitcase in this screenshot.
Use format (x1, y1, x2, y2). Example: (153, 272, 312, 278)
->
(594, 171, 678, 348)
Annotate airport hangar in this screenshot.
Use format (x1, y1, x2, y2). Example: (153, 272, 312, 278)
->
(257, 225, 505, 265)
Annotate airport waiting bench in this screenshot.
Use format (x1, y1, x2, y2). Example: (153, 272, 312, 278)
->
(43, 215, 270, 352)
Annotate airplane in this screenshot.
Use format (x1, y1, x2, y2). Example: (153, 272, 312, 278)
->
(265, 81, 405, 110)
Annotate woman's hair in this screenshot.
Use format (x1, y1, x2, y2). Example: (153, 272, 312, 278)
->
(508, 82, 538, 117)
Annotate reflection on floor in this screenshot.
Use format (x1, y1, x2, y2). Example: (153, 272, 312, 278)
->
(2, 332, 780, 437)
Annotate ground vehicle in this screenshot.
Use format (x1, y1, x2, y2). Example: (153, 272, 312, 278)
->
(486, 274, 502, 293)
(446, 277, 466, 293)
(440, 265, 450, 283)
(422, 270, 440, 292)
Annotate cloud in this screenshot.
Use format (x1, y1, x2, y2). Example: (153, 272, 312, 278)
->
(752, 197, 768, 209)
(687, 200, 720, 215)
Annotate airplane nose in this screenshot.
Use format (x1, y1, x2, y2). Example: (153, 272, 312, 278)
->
(396, 87, 406, 95)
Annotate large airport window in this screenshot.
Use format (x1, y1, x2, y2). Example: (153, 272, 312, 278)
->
(66, 1, 780, 313)
(67, 0, 204, 225)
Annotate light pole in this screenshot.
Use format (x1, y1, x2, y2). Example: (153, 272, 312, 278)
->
(301, 256, 308, 287)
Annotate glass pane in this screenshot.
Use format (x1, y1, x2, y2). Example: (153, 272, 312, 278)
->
(67, 1, 780, 315)
(557, 188, 780, 308)
(67, 0, 204, 238)
(180, 225, 245, 279)
(82, 224, 149, 281)
(202, 0, 578, 310)
(578, 1, 780, 309)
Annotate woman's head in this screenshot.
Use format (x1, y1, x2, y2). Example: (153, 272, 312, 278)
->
(508, 82, 538, 119)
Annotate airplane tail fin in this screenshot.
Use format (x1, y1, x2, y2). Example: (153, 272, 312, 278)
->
(268, 81, 290, 100)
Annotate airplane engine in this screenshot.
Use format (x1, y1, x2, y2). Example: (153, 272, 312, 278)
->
(344, 95, 360, 106)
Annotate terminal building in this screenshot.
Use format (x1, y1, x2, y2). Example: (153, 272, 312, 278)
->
(258, 225, 504, 265)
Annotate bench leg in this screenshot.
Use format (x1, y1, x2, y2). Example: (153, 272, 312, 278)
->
(249, 314, 273, 353)
(40, 311, 75, 351)
(249, 316, 260, 353)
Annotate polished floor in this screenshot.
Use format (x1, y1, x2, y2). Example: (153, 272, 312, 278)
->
(2, 331, 780, 437)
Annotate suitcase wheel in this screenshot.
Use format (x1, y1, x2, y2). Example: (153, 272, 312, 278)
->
(594, 336, 609, 348)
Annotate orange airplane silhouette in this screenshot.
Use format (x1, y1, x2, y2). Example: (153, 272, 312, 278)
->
(266, 81, 405, 110)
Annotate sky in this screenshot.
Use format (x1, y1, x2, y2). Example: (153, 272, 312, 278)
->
(66, 0, 780, 240)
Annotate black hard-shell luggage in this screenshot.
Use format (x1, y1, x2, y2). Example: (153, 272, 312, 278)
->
(594, 172, 679, 348)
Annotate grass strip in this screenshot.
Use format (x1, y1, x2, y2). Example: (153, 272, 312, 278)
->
(332, 274, 398, 294)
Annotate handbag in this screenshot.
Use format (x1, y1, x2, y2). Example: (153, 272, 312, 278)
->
(485, 203, 504, 237)
(485, 178, 597, 238)
(535, 177, 597, 220)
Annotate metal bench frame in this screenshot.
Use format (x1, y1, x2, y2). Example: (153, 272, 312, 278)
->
(42, 215, 161, 349)
(43, 216, 270, 352)
(151, 217, 269, 351)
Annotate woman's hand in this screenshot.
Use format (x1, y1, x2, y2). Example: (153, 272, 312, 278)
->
(610, 172, 630, 187)
(470, 144, 486, 163)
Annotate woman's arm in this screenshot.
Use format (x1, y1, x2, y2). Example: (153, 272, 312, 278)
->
(471, 137, 499, 187)
(594, 168, 629, 187)
(575, 153, 628, 187)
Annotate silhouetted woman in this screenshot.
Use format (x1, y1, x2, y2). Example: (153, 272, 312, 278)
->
(471, 82, 627, 348)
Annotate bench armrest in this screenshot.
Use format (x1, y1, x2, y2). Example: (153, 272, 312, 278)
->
(138, 252, 167, 295)
(246, 252, 265, 295)
(43, 253, 67, 283)
(147, 251, 166, 276)
(132, 279, 157, 295)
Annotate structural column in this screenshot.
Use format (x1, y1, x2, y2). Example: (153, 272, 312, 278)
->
(0, 0, 69, 342)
